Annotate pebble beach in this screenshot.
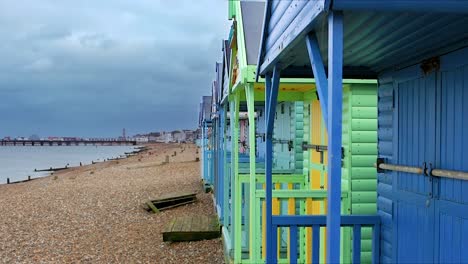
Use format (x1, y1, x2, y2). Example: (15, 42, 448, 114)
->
(0, 143, 224, 263)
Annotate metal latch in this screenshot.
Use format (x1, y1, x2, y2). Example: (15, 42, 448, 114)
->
(273, 139, 293, 151)
(302, 142, 345, 163)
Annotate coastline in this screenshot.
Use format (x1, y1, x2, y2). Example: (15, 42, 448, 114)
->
(0, 145, 144, 185)
(0, 143, 223, 263)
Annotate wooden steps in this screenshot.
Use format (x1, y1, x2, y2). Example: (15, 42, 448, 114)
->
(163, 215, 221, 242)
(143, 192, 197, 213)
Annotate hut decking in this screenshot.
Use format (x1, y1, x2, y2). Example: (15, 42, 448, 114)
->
(162, 215, 221, 242)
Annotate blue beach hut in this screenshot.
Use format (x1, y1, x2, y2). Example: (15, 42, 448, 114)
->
(257, 1, 468, 263)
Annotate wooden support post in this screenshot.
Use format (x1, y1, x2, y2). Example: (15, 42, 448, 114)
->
(266, 66, 281, 263)
(245, 83, 258, 261)
(326, 11, 344, 264)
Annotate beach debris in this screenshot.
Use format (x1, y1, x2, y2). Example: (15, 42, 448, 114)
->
(143, 192, 197, 214)
(162, 215, 221, 242)
(160, 155, 169, 165)
(202, 182, 212, 193)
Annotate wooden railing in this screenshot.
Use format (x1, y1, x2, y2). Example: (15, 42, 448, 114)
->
(271, 215, 381, 264)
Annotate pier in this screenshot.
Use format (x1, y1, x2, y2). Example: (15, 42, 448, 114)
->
(0, 139, 137, 146)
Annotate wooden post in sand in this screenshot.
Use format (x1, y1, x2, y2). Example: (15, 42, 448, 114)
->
(165, 155, 169, 164)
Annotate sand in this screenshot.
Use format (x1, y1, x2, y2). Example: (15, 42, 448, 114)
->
(0, 143, 224, 263)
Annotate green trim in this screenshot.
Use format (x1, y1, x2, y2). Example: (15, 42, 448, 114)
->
(239, 174, 305, 184)
(230, 91, 241, 263)
(228, 0, 235, 19)
(238, 90, 306, 102)
(255, 77, 377, 84)
(245, 83, 258, 261)
(235, 1, 247, 72)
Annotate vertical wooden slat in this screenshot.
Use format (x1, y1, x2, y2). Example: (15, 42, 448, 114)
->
(372, 224, 380, 264)
(272, 224, 278, 263)
(353, 224, 361, 264)
(312, 224, 320, 264)
(290, 225, 298, 264)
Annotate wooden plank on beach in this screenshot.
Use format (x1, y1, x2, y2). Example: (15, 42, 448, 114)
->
(144, 192, 197, 213)
(162, 215, 220, 242)
(146, 201, 159, 213)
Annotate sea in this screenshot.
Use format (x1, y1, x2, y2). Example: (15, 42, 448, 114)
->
(0, 145, 137, 184)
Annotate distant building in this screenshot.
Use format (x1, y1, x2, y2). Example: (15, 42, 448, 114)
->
(172, 130, 185, 143)
(163, 132, 174, 143)
(134, 136, 149, 143)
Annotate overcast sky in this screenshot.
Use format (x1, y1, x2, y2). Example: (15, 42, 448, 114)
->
(0, 0, 230, 138)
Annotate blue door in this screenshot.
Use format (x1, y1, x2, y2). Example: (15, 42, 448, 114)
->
(394, 48, 468, 263)
(435, 50, 468, 263)
(394, 69, 436, 263)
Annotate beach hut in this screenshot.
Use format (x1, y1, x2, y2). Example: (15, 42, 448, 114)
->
(257, 1, 468, 263)
(199, 96, 214, 189)
(209, 1, 380, 263)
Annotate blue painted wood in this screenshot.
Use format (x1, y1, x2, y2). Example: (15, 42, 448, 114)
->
(290, 225, 298, 264)
(266, 67, 281, 134)
(332, 0, 468, 13)
(266, 0, 308, 50)
(257, 0, 468, 80)
(393, 65, 436, 263)
(305, 33, 328, 124)
(435, 52, 468, 263)
(312, 225, 320, 264)
(353, 224, 362, 264)
(377, 74, 395, 263)
(271, 224, 278, 263)
(270, 215, 380, 263)
(265, 67, 281, 263)
(372, 220, 381, 264)
(218, 107, 225, 223)
(326, 11, 344, 264)
(259, 1, 324, 75)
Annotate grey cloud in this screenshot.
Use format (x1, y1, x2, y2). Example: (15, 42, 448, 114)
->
(0, 0, 230, 137)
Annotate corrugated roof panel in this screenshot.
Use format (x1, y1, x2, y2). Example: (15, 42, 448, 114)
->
(258, 2, 468, 78)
